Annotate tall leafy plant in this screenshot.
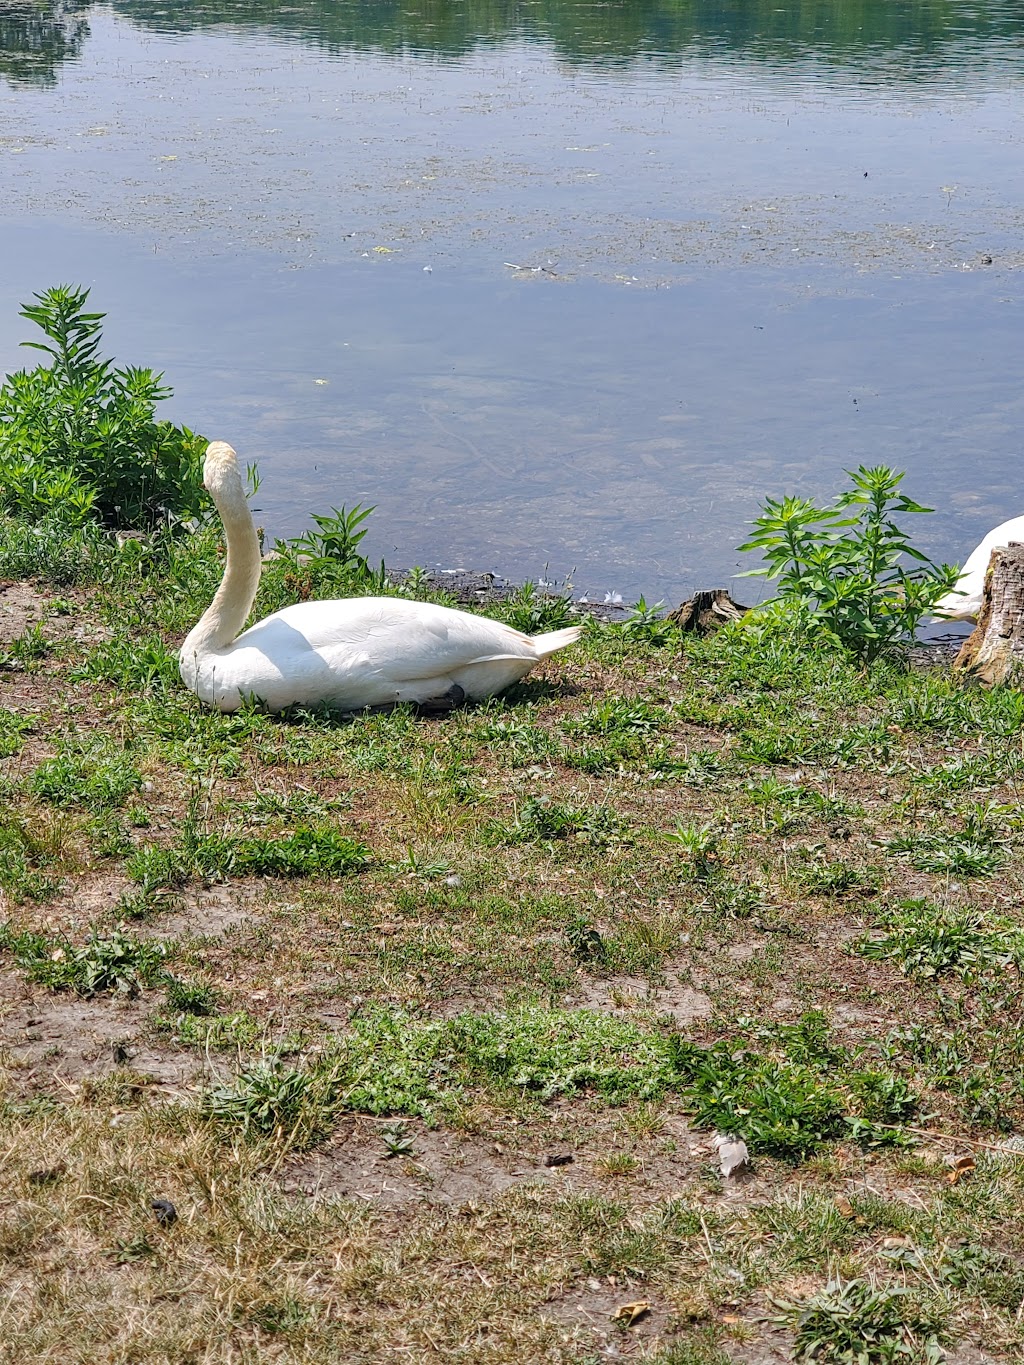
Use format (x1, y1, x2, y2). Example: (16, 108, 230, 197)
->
(267, 503, 389, 601)
(739, 465, 959, 664)
(0, 284, 206, 528)
(277, 503, 376, 579)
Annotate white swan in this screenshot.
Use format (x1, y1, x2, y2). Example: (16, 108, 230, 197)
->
(933, 514, 1024, 621)
(179, 441, 582, 713)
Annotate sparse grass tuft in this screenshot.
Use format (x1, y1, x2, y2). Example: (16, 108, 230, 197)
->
(164, 977, 220, 1015)
(203, 1057, 336, 1147)
(493, 794, 629, 847)
(854, 900, 1020, 977)
(0, 621, 50, 670)
(0, 707, 34, 757)
(0, 923, 168, 995)
(499, 578, 577, 633)
(156, 1009, 265, 1051)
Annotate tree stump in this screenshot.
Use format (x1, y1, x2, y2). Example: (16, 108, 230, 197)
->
(953, 543, 1024, 686)
(668, 589, 749, 636)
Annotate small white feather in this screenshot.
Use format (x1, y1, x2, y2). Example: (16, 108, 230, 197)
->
(712, 1132, 750, 1178)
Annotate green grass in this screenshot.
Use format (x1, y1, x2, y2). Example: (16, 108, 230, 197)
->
(29, 741, 143, 809)
(790, 853, 881, 897)
(0, 707, 34, 757)
(125, 825, 372, 887)
(490, 794, 630, 847)
(0, 620, 51, 670)
(0, 510, 112, 584)
(193, 1005, 928, 1162)
(155, 1009, 267, 1051)
(0, 810, 70, 902)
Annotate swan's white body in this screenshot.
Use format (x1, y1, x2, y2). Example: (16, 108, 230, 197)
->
(179, 442, 581, 713)
(932, 514, 1024, 621)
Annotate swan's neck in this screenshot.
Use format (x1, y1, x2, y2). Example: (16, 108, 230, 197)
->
(183, 477, 262, 657)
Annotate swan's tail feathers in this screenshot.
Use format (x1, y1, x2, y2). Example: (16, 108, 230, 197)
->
(532, 625, 583, 658)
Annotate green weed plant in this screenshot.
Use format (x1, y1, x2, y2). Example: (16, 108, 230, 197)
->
(0, 285, 206, 528)
(739, 465, 959, 664)
(771, 1277, 946, 1363)
(855, 901, 1021, 978)
(270, 502, 385, 598)
(0, 924, 168, 996)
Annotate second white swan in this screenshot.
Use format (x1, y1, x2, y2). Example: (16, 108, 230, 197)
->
(179, 441, 581, 713)
(932, 513, 1024, 621)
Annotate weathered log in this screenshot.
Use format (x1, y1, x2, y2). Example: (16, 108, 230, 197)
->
(668, 589, 750, 636)
(953, 543, 1024, 686)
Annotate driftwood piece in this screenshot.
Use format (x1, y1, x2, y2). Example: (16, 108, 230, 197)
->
(954, 543, 1024, 686)
(668, 589, 750, 636)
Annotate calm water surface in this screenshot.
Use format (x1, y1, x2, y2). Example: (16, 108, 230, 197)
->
(0, 1, 1022, 600)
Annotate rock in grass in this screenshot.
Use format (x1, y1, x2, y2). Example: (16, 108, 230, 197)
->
(28, 1164, 66, 1186)
(151, 1198, 178, 1228)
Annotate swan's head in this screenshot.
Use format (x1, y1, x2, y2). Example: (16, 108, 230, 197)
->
(203, 441, 242, 496)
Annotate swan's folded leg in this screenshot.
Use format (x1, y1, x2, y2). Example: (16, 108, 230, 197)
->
(416, 683, 467, 712)
(388, 676, 464, 706)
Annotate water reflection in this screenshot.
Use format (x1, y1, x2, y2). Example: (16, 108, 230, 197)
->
(3, 0, 1023, 87)
(110, 0, 1024, 81)
(0, 1, 89, 86)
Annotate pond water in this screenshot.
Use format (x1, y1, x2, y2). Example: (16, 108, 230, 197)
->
(0, 1, 1022, 603)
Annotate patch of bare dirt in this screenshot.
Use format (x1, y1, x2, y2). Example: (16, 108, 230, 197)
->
(155, 880, 261, 941)
(541, 1282, 675, 1356)
(282, 1116, 536, 1206)
(10, 872, 133, 932)
(571, 973, 656, 1013)
(570, 973, 714, 1028)
(944, 1350, 1008, 1364)
(726, 940, 764, 962)
(0, 977, 202, 1095)
(657, 980, 715, 1027)
(0, 580, 46, 645)
(0, 583, 108, 723)
(280, 1106, 745, 1212)
(0, 581, 99, 651)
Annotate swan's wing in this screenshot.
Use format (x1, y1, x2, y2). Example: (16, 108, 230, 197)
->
(957, 515, 1024, 577)
(938, 515, 1024, 617)
(239, 598, 536, 682)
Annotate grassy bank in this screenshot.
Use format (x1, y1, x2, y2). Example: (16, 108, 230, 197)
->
(0, 508, 1022, 1364)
